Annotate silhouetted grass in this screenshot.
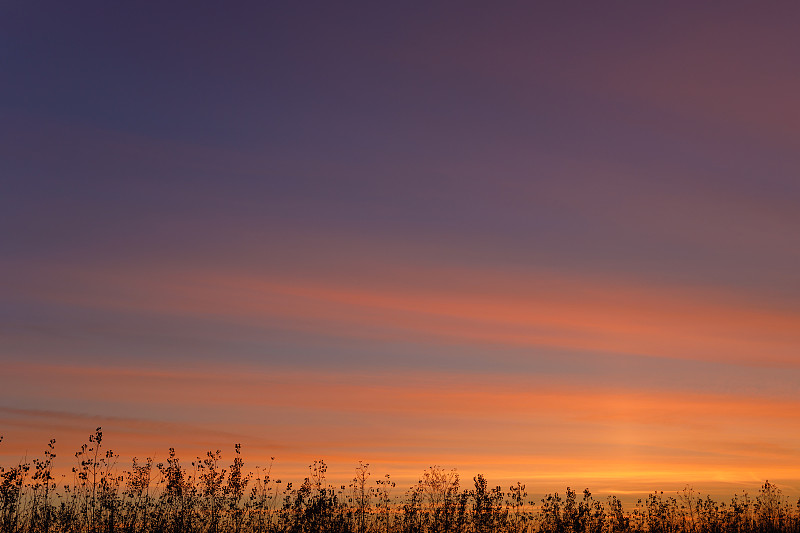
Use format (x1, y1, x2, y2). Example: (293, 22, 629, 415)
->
(2, 428, 799, 533)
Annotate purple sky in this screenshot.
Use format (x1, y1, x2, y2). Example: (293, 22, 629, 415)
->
(2, 2, 800, 495)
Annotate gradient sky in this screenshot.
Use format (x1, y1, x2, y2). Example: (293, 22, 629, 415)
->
(2, 2, 800, 498)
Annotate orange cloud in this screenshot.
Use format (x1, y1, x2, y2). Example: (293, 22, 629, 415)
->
(5, 262, 800, 496)
(16, 262, 800, 367)
(3, 362, 799, 493)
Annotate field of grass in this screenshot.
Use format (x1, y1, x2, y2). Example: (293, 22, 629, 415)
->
(1, 428, 798, 533)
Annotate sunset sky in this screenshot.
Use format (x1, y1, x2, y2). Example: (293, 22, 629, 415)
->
(2, 2, 800, 498)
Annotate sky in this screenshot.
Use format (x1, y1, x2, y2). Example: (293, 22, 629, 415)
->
(2, 2, 800, 498)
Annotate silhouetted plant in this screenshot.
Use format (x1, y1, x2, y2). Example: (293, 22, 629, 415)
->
(755, 481, 792, 533)
(472, 475, 505, 533)
(606, 495, 629, 533)
(350, 462, 370, 533)
(505, 482, 530, 533)
(122, 456, 152, 533)
(246, 459, 279, 533)
(28, 439, 57, 533)
(539, 491, 563, 533)
(3, 429, 800, 533)
(374, 474, 396, 533)
(1, 435, 31, 533)
(225, 444, 250, 533)
(401, 482, 423, 533)
(198, 450, 226, 533)
(417, 466, 460, 533)
(581, 489, 604, 533)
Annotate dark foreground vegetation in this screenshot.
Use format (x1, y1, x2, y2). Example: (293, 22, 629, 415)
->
(2, 429, 799, 533)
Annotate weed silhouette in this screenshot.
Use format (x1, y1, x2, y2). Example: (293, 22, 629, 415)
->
(1, 429, 799, 533)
